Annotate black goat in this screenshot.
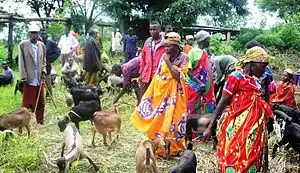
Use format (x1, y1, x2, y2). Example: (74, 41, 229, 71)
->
(69, 85, 103, 106)
(272, 110, 300, 160)
(273, 104, 300, 124)
(58, 100, 101, 133)
(14, 80, 23, 95)
(169, 150, 197, 173)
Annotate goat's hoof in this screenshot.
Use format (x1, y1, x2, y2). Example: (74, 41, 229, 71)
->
(103, 143, 108, 146)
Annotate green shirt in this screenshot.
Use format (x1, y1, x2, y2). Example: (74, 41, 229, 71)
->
(186, 47, 204, 83)
(212, 55, 237, 85)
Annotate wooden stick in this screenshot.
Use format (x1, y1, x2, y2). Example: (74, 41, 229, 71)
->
(44, 82, 57, 108)
(34, 81, 44, 114)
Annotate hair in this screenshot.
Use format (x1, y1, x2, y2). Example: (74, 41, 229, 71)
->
(165, 25, 173, 30)
(244, 40, 264, 50)
(89, 29, 98, 37)
(111, 64, 122, 74)
(150, 21, 161, 29)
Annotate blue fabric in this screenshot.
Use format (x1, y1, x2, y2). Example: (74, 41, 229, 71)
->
(124, 35, 137, 53)
(29, 44, 40, 86)
(262, 66, 273, 83)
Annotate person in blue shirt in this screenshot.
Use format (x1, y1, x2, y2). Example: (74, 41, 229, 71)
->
(123, 27, 138, 63)
(0, 61, 14, 86)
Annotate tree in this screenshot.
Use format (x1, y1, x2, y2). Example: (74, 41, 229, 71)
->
(65, 0, 105, 35)
(256, 0, 300, 20)
(27, 0, 65, 26)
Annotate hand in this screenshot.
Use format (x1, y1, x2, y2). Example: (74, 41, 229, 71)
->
(163, 55, 170, 62)
(41, 72, 46, 80)
(20, 78, 27, 82)
(201, 127, 212, 141)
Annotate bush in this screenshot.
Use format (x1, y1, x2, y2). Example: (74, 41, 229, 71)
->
(210, 33, 235, 55)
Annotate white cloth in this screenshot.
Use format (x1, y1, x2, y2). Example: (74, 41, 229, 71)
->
(111, 31, 123, 53)
(58, 34, 79, 54)
(29, 43, 40, 86)
(62, 62, 79, 75)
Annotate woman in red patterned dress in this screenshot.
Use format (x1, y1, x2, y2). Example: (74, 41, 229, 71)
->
(202, 47, 273, 173)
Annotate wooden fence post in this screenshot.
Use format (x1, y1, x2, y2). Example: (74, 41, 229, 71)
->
(8, 14, 14, 65)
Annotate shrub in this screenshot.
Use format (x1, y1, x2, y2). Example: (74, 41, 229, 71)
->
(210, 33, 235, 55)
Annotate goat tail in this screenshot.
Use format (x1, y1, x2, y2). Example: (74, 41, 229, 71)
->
(145, 148, 151, 166)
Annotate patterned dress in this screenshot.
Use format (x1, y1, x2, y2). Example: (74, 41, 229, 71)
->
(218, 69, 273, 173)
(131, 52, 189, 156)
(186, 47, 216, 115)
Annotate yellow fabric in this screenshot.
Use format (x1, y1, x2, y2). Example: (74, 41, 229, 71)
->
(236, 46, 270, 68)
(84, 72, 100, 86)
(130, 58, 188, 156)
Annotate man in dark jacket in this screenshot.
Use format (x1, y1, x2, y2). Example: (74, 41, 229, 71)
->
(41, 29, 61, 96)
(84, 29, 102, 86)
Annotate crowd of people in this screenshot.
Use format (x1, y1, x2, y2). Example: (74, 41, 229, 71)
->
(0, 20, 299, 172)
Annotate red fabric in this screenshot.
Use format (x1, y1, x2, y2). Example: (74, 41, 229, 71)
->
(270, 81, 296, 107)
(23, 83, 45, 124)
(140, 38, 166, 83)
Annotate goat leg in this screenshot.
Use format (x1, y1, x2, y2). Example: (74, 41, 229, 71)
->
(284, 143, 292, 151)
(79, 151, 99, 171)
(75, 122, 80, 134)
(102, 132, 108, 146)
(272, 137, 288, 158)
(18, 126, 23, 135)
(61, 143, 65, 157)
(25, 125, 30, 138)
(91, 127, 96, 148)
(109, 132, 112, 142)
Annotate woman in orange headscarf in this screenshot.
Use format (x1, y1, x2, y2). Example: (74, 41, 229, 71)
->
(131, 32, 188, 156)
(202, 47, 273, 173)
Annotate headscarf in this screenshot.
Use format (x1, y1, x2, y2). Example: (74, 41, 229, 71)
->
(284, 68, 294, 75)
(236, 46, 270, 68)
(163, 32, 181, 46)
(195, 30, 210, 42)
(185, 35, 194, 41)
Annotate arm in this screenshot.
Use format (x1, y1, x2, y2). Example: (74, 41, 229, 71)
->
(18, 43, 27, 81)
(114, 89, 127, 103)
(139, 46, 146, 74)
(71, 35, 79, 53)
(42, 44, 47, 75)
(164, 56, 180, 81)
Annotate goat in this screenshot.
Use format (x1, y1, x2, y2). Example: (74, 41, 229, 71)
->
(151, 137, 171, 159)
(272, 110, 300, 160)
(69, 86, 102, 107)
(169, 150, 197, 173)
(57, 124, 99, 172)
(0, 107, 32, 137)
(91, 108, 121, 147)
(272, 104, 300, 124)
(58, 100, 101, 133)
(135, 140, 158, 173)
(14, 80, 23, 95)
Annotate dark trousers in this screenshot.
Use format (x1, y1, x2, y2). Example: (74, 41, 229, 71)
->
(140, 82, 150, 99)
(124, 52, 136, 63)
(23, 83, 45, 124)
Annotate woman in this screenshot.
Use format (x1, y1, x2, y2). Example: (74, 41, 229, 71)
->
(186, 30, 216, 115)
(202, 47, 273, 173)
(131, 32, 188, 156)
(271, 68, 296, 107)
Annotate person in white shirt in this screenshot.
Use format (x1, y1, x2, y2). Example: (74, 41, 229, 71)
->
(111, 29, 123, 56)
(62, 57, 79, 88)
(58, 26, 79, 67)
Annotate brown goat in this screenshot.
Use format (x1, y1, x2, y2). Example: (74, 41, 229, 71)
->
(0, 107, 32, 137)
(135, 140, 158, 173)
(151, 137, 171, 159)
(91, 108, 121, 147)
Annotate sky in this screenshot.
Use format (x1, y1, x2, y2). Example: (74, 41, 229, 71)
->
(0, 0, 283, 39)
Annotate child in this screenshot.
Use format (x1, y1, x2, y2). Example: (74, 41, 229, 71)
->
(271, 68, 296, 107)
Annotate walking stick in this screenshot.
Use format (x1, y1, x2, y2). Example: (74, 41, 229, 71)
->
(44, 82, 57, 108)
(34, 81, 44, 114)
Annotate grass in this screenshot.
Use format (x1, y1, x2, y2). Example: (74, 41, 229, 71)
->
(0, 54, 299, 173)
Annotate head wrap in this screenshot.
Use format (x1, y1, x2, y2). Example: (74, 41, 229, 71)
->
(236, 46, 270, 68)
(185, 35, 194, 41)
(284, 68, 294, 76)
(195, 30, 210, 42)
(163, 32, 181, 46)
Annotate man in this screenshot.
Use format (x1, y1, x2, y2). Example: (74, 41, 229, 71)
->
(19, 24, 46, 125)
(84, 29, 102, 86)
(183, 35, 194, 54)
(123, 27, 138, 63)
(62, 57, 79, 89)
(140, 21, 165, 97)
(160, 25, 173, 37)
(111, 56, 141, 105)
(58, 26, 79, 67)
(111, 28, 123, 56)
(212, 55, 237, 103)
(40, 29, 61, 97)
(0, 61, 14, 86)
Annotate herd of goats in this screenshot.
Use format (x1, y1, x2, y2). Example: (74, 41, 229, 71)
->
(0, 70, 300, 173)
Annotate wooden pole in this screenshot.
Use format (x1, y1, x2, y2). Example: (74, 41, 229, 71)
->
(7, 14, 14, 65)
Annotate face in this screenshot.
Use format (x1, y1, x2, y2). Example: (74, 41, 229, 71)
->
(68, 58, 74, 65)
(249, 62, 269, 78)
(282, 71, 292, 82)
(29, 32, 39, 43)
(187, 39, 194, 45)
(2, 63, 7, 69)
(41, 32, 47, 42)
(65, 27, 70, 35)
(128, 29, 133, 35)
(165, 44, 178, 55)
(165, 27, 173, 34)
(201, 37, 210, 48)
(149, 24, 160, 38)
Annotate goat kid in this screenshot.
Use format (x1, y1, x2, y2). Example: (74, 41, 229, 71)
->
(169, 150, 197, 173)
(0, 107, 32, 137)
(69, 86, 102, 106)
(58, 100, 101, 133)
(91, 108, 121, 147)
(135, 140, 158, 173)
(57, 124, 99, 172)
